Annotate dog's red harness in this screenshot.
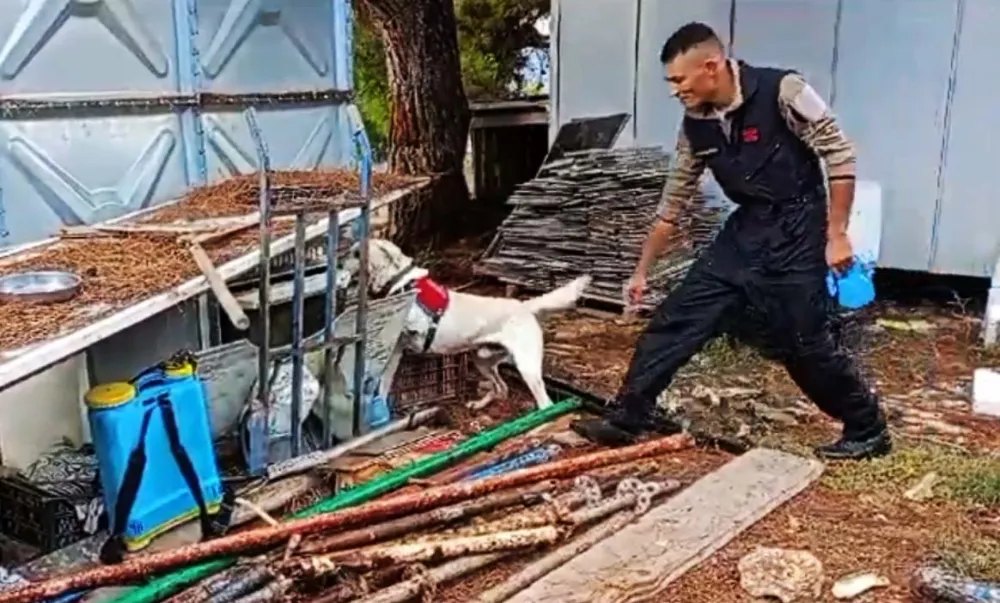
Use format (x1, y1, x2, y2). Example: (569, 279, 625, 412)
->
(404, 275, 450, 352)
(378, 265, 452, 353)
(413, 276, 450, 317)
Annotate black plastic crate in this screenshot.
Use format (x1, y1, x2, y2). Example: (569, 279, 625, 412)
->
(0, 476, 86, 553)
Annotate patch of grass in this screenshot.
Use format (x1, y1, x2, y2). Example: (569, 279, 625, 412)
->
(823, 444, 1000, 507)
(936, 533, 1000, 582)
(952, 467, 1000, 507)
(694, 335, 765, 370)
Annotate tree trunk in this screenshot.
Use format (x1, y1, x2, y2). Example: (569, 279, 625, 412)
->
(359, 0, 471, 247)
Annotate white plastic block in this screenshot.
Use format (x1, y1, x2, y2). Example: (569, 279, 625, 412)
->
(972, 368, 1000, 418)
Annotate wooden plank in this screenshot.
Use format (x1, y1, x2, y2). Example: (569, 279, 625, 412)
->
(506, 448, 824, 603)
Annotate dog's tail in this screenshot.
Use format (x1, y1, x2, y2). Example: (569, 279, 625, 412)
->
(522, 275, 592, 315)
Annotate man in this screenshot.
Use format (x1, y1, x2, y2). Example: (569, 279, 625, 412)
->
(573, 22, 890, 460)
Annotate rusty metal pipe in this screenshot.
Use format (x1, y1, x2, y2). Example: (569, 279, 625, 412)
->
(295, 526, 560, 574)
(475, 510, 640, 603)
(356, 554, 508, 603)
(447, 480, 596, 537)
(229, 577, 292, 603)
(425, 468, 657, 538)
(0, 434, 693, 602)
(298, 481, 556, 555)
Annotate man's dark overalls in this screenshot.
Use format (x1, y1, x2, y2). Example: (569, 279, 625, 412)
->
(593, 64, 885, 450)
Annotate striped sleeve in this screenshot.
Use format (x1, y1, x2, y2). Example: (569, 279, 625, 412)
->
(655, 128, 707, 223)
(777, 72, 857, 181)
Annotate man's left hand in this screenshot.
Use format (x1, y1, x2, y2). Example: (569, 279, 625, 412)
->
(826, 231, 854, 273)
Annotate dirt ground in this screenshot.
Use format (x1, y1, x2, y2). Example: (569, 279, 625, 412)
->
(427, 237, 1000, 602)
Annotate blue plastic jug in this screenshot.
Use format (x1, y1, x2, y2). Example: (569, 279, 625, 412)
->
(86, 354, 224, 559)
(363, 376, 391, 429)
(826, 257, 876, 310)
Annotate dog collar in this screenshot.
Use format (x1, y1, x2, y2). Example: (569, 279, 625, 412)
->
(403, 276, 450, 353)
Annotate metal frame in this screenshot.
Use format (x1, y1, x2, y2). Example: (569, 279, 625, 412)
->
(243, 104, 374, 473)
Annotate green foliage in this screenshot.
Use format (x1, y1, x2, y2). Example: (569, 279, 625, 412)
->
(455, 0, 549, 100)
(352, 15, 390, 160)
(353, 0, 549, 156)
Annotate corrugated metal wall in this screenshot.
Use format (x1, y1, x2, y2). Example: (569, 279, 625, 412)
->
(0, 0, 356, 247)
(552, 0, 997, 277)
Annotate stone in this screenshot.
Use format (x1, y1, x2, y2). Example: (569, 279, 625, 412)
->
(738, 546, 824, 603)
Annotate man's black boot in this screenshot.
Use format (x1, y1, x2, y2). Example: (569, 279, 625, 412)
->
(813, 429, 892, 461)
(571, 406, 654, 447)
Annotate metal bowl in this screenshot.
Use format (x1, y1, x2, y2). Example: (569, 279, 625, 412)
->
(0, 271, 82, 304)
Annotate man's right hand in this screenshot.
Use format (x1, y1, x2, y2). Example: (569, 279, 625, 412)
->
(624, 271, 647, 309)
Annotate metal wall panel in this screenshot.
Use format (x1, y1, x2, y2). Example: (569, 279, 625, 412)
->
(0, 113, 189, 244)
(552, 0, 639, 146)
(731, 0, 838, 100)
(202, 106, 354, 181)
(633, 0, 731, 150)
(0, 0, 356, 248)
(935, 0, 999, 276)
(0, 0, 180, 97)
(195, 0, 336, 94)
(833, 0, 960, 272)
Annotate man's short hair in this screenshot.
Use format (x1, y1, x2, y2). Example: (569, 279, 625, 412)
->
(660, 22, 722, 64)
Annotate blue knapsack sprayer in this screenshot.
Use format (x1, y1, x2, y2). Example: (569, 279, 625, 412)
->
(84, 350, 232, 564)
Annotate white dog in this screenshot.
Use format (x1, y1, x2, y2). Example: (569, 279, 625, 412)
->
(354, 238, 591, 410)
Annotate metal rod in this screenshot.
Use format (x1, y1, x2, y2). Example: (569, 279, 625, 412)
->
(246, 107, 272, 476)
(321, 210, 340, 449)
(290, 211, 307, 458)
(352, 200, 370, 436)
(352, 129, 373, 437)
(0, 435, 693, 602)
(265, 407, 442, 481)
